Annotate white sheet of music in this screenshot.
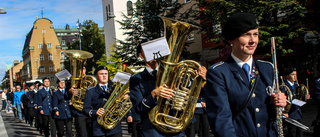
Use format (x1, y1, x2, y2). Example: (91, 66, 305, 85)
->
(112, 71, 132, 84)
(55, 69, 72, 81)
(142, 37, 171, 62)
(292, 99, 306, 107)
(196, 103, 203, 108)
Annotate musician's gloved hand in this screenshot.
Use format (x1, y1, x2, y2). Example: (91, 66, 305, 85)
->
(96, 108, 105, 116)
(69, 86, 78, 95)
(151, 84, 174, 99)
(271, 93, 287, 108)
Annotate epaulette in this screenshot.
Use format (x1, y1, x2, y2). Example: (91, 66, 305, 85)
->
(212, 62, 224, 69)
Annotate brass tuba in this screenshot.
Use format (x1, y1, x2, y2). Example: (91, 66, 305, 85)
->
(148, 17, 205, 134)
(64, 50, 98, 111)
(97, 68, 134, 130)
(280, 76, 293, 114)
(296, 84, 309, 101)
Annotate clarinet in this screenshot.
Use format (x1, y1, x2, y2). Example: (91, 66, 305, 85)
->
(271, 37, 284, 137)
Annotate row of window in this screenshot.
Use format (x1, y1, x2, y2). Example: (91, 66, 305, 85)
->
(40, 65, 54, 72)
(38, 43, 52, 49)
(39, 53, 53, 61)
(57, 32, 79, 36)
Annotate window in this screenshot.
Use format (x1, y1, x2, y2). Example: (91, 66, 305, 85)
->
(42, 29, 46, 33)
(49, 65, 54, 72)
(39, 54, 44, 61)
(48, 53, 53, 60)
(38, 43, 43, 49)
(127, 1, 133, 16)
(187, 31, 195, 41)
(213, 24, 222, 34)
(47, 43, 52, 48)
(61, 63, 65, 70)
(40, 66, 45, 72)
(62, 40, 65, 46)
(50, 77, 54, 81)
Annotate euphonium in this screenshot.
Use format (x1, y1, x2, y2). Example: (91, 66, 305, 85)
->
(148, 17, 205, 134)
(280, 76, 293, 114)
(64, 50, 97, 111)
(97, 68, 134, 130)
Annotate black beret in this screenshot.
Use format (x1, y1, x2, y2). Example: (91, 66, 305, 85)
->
(222, 12, 259, 40)
(283, 67, 296, 76)
(94, 66, 109, 75)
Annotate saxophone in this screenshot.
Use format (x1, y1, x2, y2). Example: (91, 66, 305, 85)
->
(148, 17, 205, 134)
(97, 68, 134, 130)
(64, 50, 97, 111)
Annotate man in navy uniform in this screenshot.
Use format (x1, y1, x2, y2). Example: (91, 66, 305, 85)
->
(83, 66, 122, 137)
(205, 12, 287, 137)
(129, 41, 190, 137)
(282, 67, 310, 137)
(26, 83, 36, 127)
(53, 79, 72, 137)
(35, 77, 56, 137)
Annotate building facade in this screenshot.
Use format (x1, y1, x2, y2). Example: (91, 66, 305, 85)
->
(22, 18, 64, 87)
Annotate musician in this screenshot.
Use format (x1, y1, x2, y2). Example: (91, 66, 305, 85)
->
(127, 107, 141, 137)
(282, 67, 310, 137)
(129, 41, 187, 137)
(69, 67, 93, 137)
(205, 12, 287, 137)
(83, 66, 122, 137)
(194, 87, 210, 137)
(35, 77, 56, 137)
(53, 79, 72, 137)
(26, 83, 36, 127)
(313, 77, 320, 137)
(34, 81, 43, 134)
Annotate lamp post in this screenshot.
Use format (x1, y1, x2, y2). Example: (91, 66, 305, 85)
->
(0, 8, 6, 14)
(76, 19, 83, 50)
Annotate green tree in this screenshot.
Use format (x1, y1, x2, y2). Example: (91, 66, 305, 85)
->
(195, 0, 306, 54)
(97, 43, 123, 79)
(66, 20, 106, 74)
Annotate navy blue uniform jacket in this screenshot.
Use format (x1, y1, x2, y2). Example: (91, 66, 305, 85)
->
(129, 68, 185, 137)
(53, 89, 72, 119)
(36, 88, 53, 116)
(284, 80, 302, 120)
(205, 57, 277, 137)
(83, 84, 122, 136)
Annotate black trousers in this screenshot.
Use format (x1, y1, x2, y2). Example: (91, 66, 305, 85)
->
(186, 122, 195, 137)
(27, 107, 35, 126)
(194, 113, 210, 137)
(75, 116, 92, 137)
(93, 132, 122, 137)
(128, 121, 142, 137)
(41, 113, 57, 137)
(285, 119, 303, 137)
(55, 118, 72, 137)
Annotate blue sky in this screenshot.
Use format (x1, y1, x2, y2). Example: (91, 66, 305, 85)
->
(0, 0, 105, 81)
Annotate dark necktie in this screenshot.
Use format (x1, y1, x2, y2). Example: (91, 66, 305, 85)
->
(242, 63, 250, 82)
(152, 70, 157, 77)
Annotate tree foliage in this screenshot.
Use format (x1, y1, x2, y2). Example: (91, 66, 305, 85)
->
(195, 0, 306, 55)
(97, 43, 123, 78)
(66, 20, 105, 74)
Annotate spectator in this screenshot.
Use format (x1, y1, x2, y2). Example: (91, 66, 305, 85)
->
(21, 89, 29, 123)
(2, 89, 7, 111)
(14, 85, 25, 122)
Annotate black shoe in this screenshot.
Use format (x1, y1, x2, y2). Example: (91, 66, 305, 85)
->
(39, 130, 43, 135)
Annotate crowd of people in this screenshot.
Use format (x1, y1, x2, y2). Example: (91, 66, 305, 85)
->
(0, 12, 320, 137)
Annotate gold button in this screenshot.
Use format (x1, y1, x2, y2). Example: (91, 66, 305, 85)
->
(252, 93, 256, 98)
(256, 108, 260, 112)
(257, 123, 261, 127)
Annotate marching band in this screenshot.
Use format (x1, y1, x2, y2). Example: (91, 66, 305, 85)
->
(4, 12, 318, 137)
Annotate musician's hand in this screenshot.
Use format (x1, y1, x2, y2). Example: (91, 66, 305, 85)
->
(271, 93, 287, 108)
(305, 94, 310, 100)
(151, 84, 174, 99)
(201, 102, 206, 108)
(124, 94, 129, 99)
(283, 113, 289, 118)
(34, 106, 37, 109)
(40, 110, 44, 114)
(96, 108, 105, 116)
(56, 111, 59, 116)
(69, 86, 78, 96)
(127, 116, 133, 123)
(196, 66, 207, 80)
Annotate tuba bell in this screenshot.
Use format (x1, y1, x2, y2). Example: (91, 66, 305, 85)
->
(64, 50, 98, 111)
(97, 68, 134, 130)
(296, 84, 309, 101)
(280, 76, 293, 114)
(148, 17, 205, 134)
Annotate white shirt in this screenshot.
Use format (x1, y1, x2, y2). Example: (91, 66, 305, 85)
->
(231, 53, 253, 73)
(146, 66, 159, 76)
(99, 83, 108, 92)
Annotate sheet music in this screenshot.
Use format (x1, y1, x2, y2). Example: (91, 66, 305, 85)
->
(141, 37, 171, 62)
(55, 69, 72, 81)
(112, 71, 132, 84)
(196, 103, 203, 108)
(292, 99, 306, 107)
